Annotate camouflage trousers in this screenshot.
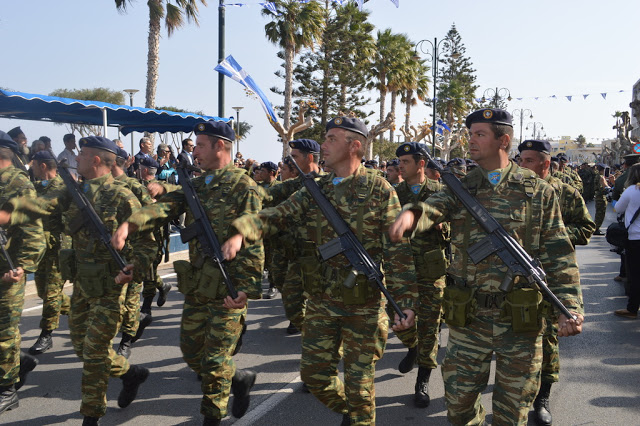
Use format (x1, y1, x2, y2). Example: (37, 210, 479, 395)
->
(142, 256, 164, 299)
(180, 293, 245, 419)
(281, 261, 306, 330)
(394, 275, 445, 368)
(120, 280, 142, 335)
(300, 299, 387, 426)
(541, 317, 559, 383)
(594, 196, 607, 229)
(0, 276, 25, 387)
(442, 311, 542, 426)
(69, 281, 130, 418)
(267, 244, 288, 291)
(34, 251, 70, 331)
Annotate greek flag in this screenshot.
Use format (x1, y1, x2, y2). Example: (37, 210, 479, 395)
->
(431, 119, 451, 135)
(259, 2, 278, 14)
(215, 55, 279, 124)
(389, 0, 399, 6)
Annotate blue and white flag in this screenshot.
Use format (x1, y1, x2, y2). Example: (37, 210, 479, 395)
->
(259, 2, 278, 14)
(215, 55, 279, 124)
(389, 0, 399, 7)
(431, 119, 451, 135)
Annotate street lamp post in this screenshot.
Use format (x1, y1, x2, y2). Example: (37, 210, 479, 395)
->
(512, 108, 533, 144)
(482, 87, 512, 108)
(123, 89, 139, 154)
(414, 37, 450, 156)
(526, 122, 544, 140)
(232, 106, 244, 154)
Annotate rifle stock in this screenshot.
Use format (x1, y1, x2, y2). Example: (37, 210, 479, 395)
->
(0, 229, 17, 274)
(287, 156, 407, 320)
(423, 151, 577, 321)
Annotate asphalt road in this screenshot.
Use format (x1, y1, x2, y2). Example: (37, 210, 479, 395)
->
(3, 201, 639, 425)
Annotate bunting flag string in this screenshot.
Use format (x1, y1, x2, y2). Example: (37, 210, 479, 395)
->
(224, 0, 398, 8)
(466, 90, 627, 104)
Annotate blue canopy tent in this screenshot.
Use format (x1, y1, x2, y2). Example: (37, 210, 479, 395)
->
(0, 89, 229, 136)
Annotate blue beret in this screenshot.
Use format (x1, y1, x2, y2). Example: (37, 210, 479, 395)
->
(79, 136, 118, 154)
(365, 159, 378, 166)
(194, 120, 235, 142)
(289, 138, 320, 153)
(32, 150, 55, 161)
(557, 152, 569, 162)
(116, 147, 129, 160)
(551, 156, 559, 162)
(140, 157, 159, 169)
(427, 158, 445, 170)
(7, 127, 24, 139)
(260, 161, 278, 173)
(518, 139, 552, 155)
(596, 162, 607, 169)
(447, 157, 466, 167)
(0, 131, 18, 152)
(465, 108, 513, 128)
(326, 116, 368, 138)
(396, 142, 427, 158)
(387, 159, 400, 167)
(466, 159, 477, 167)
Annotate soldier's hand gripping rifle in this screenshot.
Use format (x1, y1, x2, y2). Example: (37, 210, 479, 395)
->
(422, 148, 577, 321)
(0, 228, 17, 274)
(175, 162, 238, 299)
(287, 156, 407, 320)
(57, 159, 130, 274)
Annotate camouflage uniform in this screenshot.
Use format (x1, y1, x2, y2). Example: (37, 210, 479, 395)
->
(409, 162, 583, 425)
(594, 171, 607, 230)
(261, 179, 280, 290)
(140, 178, 169, 305)
(0, 166, 45, 389)
(232, 165, 417, 425)
(578, 166, 595, 201)
(393, 178, 449, 370)
(9, 173, 155, 418)
(560, 166, 583, 194)
(114, 173, 154, 337)
(125, 162, 264, 420)
(539, 174, 594, 384)
(33, 175, 71, 333)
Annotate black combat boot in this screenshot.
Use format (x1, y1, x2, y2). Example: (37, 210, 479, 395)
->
(82, 416, 100, 425)
(15, 354, 38, 390)
(286, 322, 299, 335)
(533, 381, 552, 425)
(414, 367, 432, 408)
(203, 416, 221, 426)
(157, 282, 171, 307)
(116, 333, 134, 359)
(29, 329, 53, 355)
(231, 369, 257, 418)
(398, 345, 418, 374)
(340, 413, 350, 425)
(0, 385, 18, 414)
(117, 365, 149, 408)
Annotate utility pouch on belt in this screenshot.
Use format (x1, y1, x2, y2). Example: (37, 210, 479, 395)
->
(501, 288, 543, 333)
(443, 285, 476, 327)
(422, 248, 448, 281)
(195, 261, 224, 299)
(299, 241, 322, 294)
(58, 249, 76, 282)
(341, 273, 370, 305)
(76, 263, 110, 298)
(173, 260, 195, 295)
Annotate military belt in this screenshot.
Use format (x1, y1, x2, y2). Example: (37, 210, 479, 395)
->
(475, 292, 506, 309)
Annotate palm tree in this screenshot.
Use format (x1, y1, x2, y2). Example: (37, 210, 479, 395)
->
(262, 0, 325, 149)
(115, 0, 207, 109)
(400, 57, 430, 141)
(385, 34, 414, 144)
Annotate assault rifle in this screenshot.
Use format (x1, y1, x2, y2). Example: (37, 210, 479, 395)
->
(423, 148, 577, 321)
(287, 156, 407, 320)
(0, 228, 17, 274)
(57, 159, 130, 274)
(175, 162, 238, 299)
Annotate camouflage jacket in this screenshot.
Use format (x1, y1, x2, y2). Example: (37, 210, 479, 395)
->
(115, 173, 154, 206)
(395, 179, 449, 279)
(9, 173, 155, 282)
(126, 162, 264, 299)
(613, 168, 630, 201)
(544, 174, 595, 247)
(233, 165, 418, 311)
(0, 166, 45, 274)
(410, 162, 583, 314)
(35, 174, 66, 248)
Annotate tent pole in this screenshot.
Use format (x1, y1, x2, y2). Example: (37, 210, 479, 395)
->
(102, 108, 108, 137)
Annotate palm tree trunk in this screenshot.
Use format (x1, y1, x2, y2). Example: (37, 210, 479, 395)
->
(389, 90, 397, 144)
(146, 0, 161, 110)
(405, 89, 412, 141)
(282, 44, 294, 158)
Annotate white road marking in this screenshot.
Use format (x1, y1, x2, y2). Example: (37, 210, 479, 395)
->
(233, 376, 304, 426)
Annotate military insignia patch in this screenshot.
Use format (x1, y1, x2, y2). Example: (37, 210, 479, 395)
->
(332, 177, 344, 185)
(41, 180, 49, 187)
(205, 175, 214, 185)
(197, 123, 206, 131)
(82, 183, 90, 193)
(404, 145, 411, 152)
(334, 117, 343, 125)
(526, 141, 533, 147)
(488, 171, 501, 185)
(483, 110, 493, 119)
(411, 184, 421, 194)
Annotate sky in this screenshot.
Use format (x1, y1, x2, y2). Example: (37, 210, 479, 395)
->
(1, 0, 639, 162)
